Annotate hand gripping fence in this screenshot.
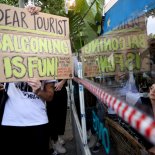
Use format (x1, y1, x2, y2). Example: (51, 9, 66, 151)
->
(73, 77, 155, 145)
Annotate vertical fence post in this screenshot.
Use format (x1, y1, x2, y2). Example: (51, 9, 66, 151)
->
(77, 62, 87, 145)
(18, 0, 25, 8)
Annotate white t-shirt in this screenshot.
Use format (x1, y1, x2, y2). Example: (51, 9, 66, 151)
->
(2, 81, 53, 126)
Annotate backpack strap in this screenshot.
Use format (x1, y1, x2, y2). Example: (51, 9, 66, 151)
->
(0, 83, 9, 124)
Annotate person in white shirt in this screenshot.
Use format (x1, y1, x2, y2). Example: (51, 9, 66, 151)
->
(0, 78, 55, 155)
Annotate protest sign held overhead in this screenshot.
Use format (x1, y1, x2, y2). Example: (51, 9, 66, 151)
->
(0, 4, 73, 82)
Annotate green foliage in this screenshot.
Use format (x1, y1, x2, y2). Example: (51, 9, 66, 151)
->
(40, 0, 66, 16)
(0, 0, 18, 6)
(69, 0, 104, 52)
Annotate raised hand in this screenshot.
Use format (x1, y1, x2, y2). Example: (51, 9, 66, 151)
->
(27, 78, 41, 93)
(0, 83, 4, 91)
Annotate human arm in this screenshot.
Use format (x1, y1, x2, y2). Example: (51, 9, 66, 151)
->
(54, 79, 67, 91)
(148, 146, 155, 155)
(27, 78, 54, 102)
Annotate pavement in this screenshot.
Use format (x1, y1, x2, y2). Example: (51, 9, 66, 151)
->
(63, 109, 76, 155)
(90, 143, 117, 155)
(63, 109, 117, 155)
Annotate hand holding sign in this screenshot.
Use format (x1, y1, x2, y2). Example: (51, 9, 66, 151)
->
(54, 79, 67, 91)
(25, 4, 41, 15)
(27, 78, 41, 94)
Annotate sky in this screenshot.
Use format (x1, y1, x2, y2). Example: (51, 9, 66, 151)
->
(147, 15, 155, 35)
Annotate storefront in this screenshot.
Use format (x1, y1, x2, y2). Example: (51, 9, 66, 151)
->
(72, 0, 155, 154)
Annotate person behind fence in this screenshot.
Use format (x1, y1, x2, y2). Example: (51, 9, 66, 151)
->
(134, 82, 155, 154)
(0, 79, 55, 155)
(47, 79, 68, 154)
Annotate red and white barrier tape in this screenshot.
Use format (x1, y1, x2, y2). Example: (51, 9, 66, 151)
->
(74, 77, 155, 145)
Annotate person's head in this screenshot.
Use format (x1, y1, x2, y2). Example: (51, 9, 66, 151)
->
(149, 84, 155, 101)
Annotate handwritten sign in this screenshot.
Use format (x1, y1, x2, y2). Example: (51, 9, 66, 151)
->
(81, 28, 149, 77)
(0, 33, 71, 54)
(0, 53, 72, 82)
(0, 4, 73, 82)
(0, 4, 69, 37)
